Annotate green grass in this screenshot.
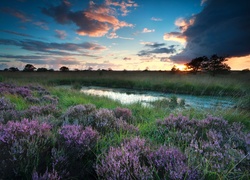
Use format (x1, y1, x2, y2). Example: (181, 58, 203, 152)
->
(1, 71, 249, 97)
(4, 94, 29, 110)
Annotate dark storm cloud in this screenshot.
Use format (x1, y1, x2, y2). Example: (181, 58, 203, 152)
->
(0, 38, 106, 55)
(170, 0, 250, 63)
(138, 46, 176, 56)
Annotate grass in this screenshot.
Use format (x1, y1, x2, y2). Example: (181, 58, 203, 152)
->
(1, 71, 249, 96)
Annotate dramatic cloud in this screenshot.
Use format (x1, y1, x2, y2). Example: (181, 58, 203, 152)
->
(55, 29, 67, 39)
(151, 17, 162, 21)
(138, 47, 176, 56)
(163, 32, 186, 44)
(138, 42, 176, 57)
(0, 39, 107, 55)
(42, 0, 135, 37)
(1, 7, 31, 22)
(169, 0, 250, 63)
(142, 28, 155, 33)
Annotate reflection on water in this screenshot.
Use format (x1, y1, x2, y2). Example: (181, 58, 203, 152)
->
(80, 86, 236, 109)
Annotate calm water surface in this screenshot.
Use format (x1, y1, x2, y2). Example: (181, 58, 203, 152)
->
(80, 86, 236, 109)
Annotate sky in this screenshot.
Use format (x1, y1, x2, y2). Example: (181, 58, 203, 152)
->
(0, 0, 249, 71)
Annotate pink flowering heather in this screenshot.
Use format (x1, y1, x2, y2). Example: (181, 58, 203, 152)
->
(149, 146, 189, 180)
(0, 119, 51, 143)
(114, 118, 139, 134)
(0, 97, 20, 123)
(41, 95, 59, 104)
(0, 119, 52, 179)
(157, 114, 250, 174)
(96, 137, 153, 180)
(61, 104, 96, 126)
(113, 107, 133, 122)
(93, 108, 116, 133)
(58, 125, 99, 158)
(24, 105, 59, 119)
(32, 168, 61, 180)
(0, 97, 15, 111)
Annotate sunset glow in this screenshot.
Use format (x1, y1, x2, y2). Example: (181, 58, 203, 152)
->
(0, 0, 249, 71)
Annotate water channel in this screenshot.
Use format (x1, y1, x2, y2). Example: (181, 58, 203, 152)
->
(80, 86, 236, 109)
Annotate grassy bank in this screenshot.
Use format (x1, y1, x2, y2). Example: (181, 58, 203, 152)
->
(1, 71, 249, 96)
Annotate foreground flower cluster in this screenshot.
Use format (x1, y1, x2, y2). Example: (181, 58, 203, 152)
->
(0, 83, 249, 179)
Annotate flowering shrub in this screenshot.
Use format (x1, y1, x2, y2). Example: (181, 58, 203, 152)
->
(113, 107, 133, 122)
(24, 105, 59, 119)
(57, 125, 99, 178)
(114, 118, 139, 133)
(32, 168, 61, 180)
(0, 97, 15, 111)
(96, 137, 153, 180)
(93, 108, 116, 133)
(28, 85, 50, 96)
(96, 136, 200, 180)
(149, 146, 189, 180)
(58, 125, 99, 158)
(0, 83, 32, 98)
(0, 119, 52, 179)
(156, 114, 250, 175)
(61, 104, 96, 126)
(41, 95, 59, 104)
(0, 97, 21, 123)
(25, 96, 40, 104)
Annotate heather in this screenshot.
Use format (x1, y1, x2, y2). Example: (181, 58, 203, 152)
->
(0, 82, 249, 179)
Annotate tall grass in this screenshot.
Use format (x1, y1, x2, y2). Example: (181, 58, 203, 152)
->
(1, 71, 249, 96)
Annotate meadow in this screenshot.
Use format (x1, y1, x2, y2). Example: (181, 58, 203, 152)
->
(0, 71, 249, 179)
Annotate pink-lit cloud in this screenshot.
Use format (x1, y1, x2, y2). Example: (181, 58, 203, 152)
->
(43, 0, 135, 37)
(106, 0, 138, 16)
(163, 32, 187, 44)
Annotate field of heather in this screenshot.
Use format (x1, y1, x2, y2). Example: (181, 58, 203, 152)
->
(0, 71, 249, 179)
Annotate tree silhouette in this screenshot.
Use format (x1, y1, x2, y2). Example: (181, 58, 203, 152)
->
(171, 65, 180, 73)
(9, 67, 19, 72)
(185, 56, 208, 73)
(23, 64, 36, 72)
(60, 66, 69, 71)
(202, 54, 230, 76)
(37, 67, 48, 72)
